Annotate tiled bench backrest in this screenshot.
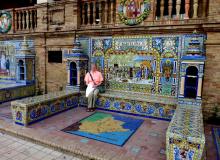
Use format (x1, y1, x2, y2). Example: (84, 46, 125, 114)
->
(166, 104, 205, 160)
(11, 90, 79, 126)
(79, 90, 178, 121)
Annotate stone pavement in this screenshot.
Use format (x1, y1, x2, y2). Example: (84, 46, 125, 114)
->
(0, 132, 82, 160)
(0, 102, 218, 160)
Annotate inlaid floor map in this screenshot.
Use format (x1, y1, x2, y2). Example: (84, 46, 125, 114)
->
(62, 112, 144, 146)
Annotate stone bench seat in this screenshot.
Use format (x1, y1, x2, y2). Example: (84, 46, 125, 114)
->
(80, 90, 177, 120)
(166, 105, 205, 160)
(11, 90, 79, 126)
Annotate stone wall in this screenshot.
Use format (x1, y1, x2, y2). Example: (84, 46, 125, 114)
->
(203, 32, 220, 119)
(208, 0, 220, 22)
(35, 34, 74, 93)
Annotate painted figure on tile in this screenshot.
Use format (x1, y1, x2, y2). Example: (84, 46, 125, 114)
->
(0, 14, 10, 30)
(16, 111, 22, 121)
(108, 53, 154, 84)
(162, 59, 173, 82)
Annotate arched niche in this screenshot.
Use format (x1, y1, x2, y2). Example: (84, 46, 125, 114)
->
(69, 62, 77, 86)
(18, 60, 25, 81)
(184, 66, 198, 99)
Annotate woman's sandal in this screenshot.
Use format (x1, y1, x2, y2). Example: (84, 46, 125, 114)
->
(86, 108, 90, 112)
(91, 108, 95, 112)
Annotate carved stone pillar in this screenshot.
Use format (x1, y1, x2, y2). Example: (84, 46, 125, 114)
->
(98, 1, 102, 25)
(176, 0, 181, 19)
(155, 0, 158, 20)
(88, 2, 91, 25)
(196, 75, 203, 99)
(202, 0, 207, 17)
(185, 0, 190, 19)
(84, 3, 87, 25)
(193, 0, 198, 18)
(20, 11, 23, 30)
(110, 0, 114, 23)
(93, 1, 96, 25)
(81, 3, 84, 25)
(168, 0, 173, 19)
(160, 0, 164, 19)
(179, 76, 185, 97)
(66, 63, 71, 86)
(105, 1, 109, 24)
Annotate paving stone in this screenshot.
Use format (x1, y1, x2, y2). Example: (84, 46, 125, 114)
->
(0, 133, 82, 160)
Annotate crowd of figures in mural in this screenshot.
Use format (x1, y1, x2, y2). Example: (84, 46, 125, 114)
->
(88, 34, 205, 97)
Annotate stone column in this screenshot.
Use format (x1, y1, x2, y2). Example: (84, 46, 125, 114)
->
(81, 3, 84, 25)
(84, 3, 87, 25)
(176, 0, 181, 19)
(16, 61, 19, 82)
(179, 76, 185, 97)
(185, 0, 190, 19)
(24, 62, 27, 81)
(168, 0, 173, 19)
(66, 62, 70, 86)
(160, 0, 164, 19)
(32, 60, 35, 82)
(202, 0, 207, 17)
(105, 0, 109, 24)
(98, 1, 102, 25)
(88, 2, 91, 25)
(193, 0, 198, 18)
(197, 75, 203, 99)
(93, 1, 96, 25)
(77, 62, 81, 89)
(110, 0, 114, 23)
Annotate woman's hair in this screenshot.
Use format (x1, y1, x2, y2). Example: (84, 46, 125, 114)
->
(91, 63, 97, 68)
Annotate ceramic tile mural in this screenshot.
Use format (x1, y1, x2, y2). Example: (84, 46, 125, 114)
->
(0, 40, 34, 79)
(89, 35, 183, 97)
(182, 34, 206, 57)
(89, 34, 206, 97)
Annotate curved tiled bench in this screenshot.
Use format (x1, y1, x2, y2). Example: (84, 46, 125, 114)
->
(79, 90, 177, 121)
(11, 90, 79, 126)
(166, 104, 205, 160)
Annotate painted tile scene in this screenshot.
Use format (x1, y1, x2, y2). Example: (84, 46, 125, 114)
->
(0, 0, 220, 160)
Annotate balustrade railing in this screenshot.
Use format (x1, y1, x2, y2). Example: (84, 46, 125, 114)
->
(80, 0, 116, 27)
(155, 0, 207, 20)
(0, 0, 208, 34)
(14, 6, 37, 32)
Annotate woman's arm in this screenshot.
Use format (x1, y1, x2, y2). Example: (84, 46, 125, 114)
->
(84, 73, 89, 85)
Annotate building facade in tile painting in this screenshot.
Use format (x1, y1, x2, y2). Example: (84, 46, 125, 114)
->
(0, 0, 220, 160)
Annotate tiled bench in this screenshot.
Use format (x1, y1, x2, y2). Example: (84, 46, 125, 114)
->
(11, 90, 79, 126)
(166, 104, 205, 160)
(0, 84, 35, 104)
(79, 90, 177, 121)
